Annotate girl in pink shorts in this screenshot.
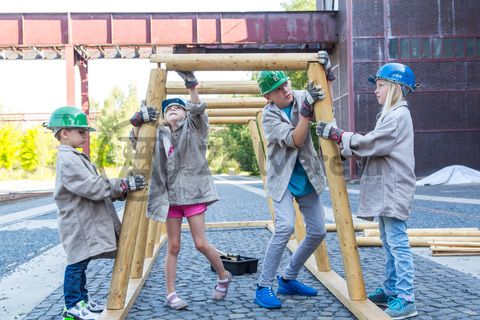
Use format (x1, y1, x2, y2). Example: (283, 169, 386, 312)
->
(129, 71, 232, 310)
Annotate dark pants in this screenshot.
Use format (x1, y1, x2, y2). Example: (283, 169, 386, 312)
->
(64, 258, 90, 309)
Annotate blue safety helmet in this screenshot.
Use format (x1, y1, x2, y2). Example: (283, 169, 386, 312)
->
(161, 98, 187, 114)
(368, 63, 419, 93)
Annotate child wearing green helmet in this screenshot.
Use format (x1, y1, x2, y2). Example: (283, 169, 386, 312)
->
(129, 71, 232, 310)
(253, 51, 333, 309)
(316, 62, 419, 319)
(46, 106, 146, 320)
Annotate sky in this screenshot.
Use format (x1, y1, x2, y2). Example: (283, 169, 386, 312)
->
(0, 0, 285, 113)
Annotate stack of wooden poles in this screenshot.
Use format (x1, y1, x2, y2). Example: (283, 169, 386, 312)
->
(166, 80, 263, 124)
(339, 223, 480, 256)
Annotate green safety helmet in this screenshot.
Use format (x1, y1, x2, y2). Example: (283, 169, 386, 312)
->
(44, 106, 96, 133)
(257, 71, 289, 95)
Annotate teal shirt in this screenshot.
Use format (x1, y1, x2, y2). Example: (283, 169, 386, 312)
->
(280, 105, 314, 197)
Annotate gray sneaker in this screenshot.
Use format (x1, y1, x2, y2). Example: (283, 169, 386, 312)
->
(385, 297, 418, 319)
(367, 287, 397, 307)
(212, 271, 233, 300)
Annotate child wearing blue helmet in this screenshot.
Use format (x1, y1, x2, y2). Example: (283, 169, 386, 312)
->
(316, 63, 419, 319)
(129, 71, 232, 310)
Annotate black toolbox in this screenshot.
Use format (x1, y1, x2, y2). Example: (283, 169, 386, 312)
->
(210, 255, 259, 276)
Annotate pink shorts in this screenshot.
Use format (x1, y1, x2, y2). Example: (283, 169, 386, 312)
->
(167, 203, 208, 219)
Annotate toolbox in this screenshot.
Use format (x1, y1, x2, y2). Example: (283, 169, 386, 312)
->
(210, 255, 259, 276)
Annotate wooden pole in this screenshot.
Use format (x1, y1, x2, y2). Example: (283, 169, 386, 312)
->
(203, 97, 266, 109)
(167, 81, 260, 94)
(207, 109, 262, 117)
(308, 62, 366, 301)
(364, 228, 480, 237)
(326, 222, 378, 232)
(356, 236, 480, 247)
(154, 222, 163, 244)
(209, 117, 254, 124)
(151, 53, 318, 71)
(130, 214, 149, 279)
(248, 119, 276, 222)
(106, 68, 166, 310)
(145, 220, 158, 258)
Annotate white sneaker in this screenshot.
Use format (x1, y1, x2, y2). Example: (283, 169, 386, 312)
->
(212, 271, 233, 300)
(165, 292, 188, 310)
(86, 297, 104, 313)
(63, 300, 99, 320)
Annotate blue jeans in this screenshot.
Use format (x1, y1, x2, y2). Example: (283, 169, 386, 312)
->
(379, 216, 415, 301)
(258, 190, 326, 287)
(64, 258, 90, 309)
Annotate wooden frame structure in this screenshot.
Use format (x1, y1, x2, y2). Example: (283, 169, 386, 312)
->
(99, 53, 390, 320)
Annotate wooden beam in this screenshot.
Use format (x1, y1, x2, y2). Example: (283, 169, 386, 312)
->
(308, 62, 366, 301)
(181, 220, 271, 229)
(364, 228, 480, 237)
(209, 117, 254, 124)
(203, 97, 266, 109)
(326, 222, 378, 232)
(151, 53, 318, 71)
(356, 236, 480, 247)
(267, 223, 389, 320)
(207, 109, 261, 117)
(167, 81, 260, 94)
(106, 68, 166, 310)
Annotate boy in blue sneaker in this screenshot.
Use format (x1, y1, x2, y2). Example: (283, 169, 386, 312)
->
(253, 51, 335, 309)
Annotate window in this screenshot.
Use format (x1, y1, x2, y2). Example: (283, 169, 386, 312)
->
(433, 38, 443, 58)
(411, 39, 421, 58)
(421, 39, 431, 58)
(466, 38, 476, 57)
(455, 38, 464, 57)
(444, 38, 454, 57)
(400, 39, 409, 58)
(389, 39, 399, 59)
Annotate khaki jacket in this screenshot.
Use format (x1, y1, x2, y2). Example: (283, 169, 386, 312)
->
(131, 102, 218, 222)
(262, 90, 326, 202)
(54, 145, 122, 265)
(341, 102, 416, 220)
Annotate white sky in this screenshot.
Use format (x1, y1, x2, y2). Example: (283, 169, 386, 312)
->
(0, 0, 285, 113)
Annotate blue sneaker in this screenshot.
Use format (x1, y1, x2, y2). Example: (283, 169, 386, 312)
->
(367, 287, 397, 307)
(254, 286, 282, 309)
(385, 297, 418, 319)
(277, 276, 318, 296)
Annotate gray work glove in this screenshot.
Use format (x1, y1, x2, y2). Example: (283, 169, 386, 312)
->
(300, 80, 325, 118)
(316, 121, 345, 144)
(318, 50, 336, 81)
(121, 175, 146, 193)
(176, 71, 198, 89)
(130, 106, 158, 127)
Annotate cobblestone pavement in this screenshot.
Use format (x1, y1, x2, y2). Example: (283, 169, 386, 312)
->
(19, 178, 480, 319)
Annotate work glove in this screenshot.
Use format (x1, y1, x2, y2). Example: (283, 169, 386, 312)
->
(129, 106, 158, 127)
(318, 50, 336, 81)
(120, 175, 146, 193)
(316, 121, 345, 144)
(176, 70, 198, 89)
(300, 80, 325, 118)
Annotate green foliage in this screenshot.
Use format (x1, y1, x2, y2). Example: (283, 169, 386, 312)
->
(91, 84, 139, 169)
(281, 0, 316, 11)
(208, 125, 258, 174)
(0, 124, 21, 169)
(19, 127, 40, 172)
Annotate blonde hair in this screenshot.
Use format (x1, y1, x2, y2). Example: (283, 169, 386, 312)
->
(380, 81, 404, 118)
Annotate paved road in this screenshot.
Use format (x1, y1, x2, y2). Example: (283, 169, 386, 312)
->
(1, 176, 479, 319)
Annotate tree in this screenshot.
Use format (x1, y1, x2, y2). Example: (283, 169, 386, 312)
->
(281, 0, 316, 11)
(0, 124, 21, 170)
(19, 127, 40, 172)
